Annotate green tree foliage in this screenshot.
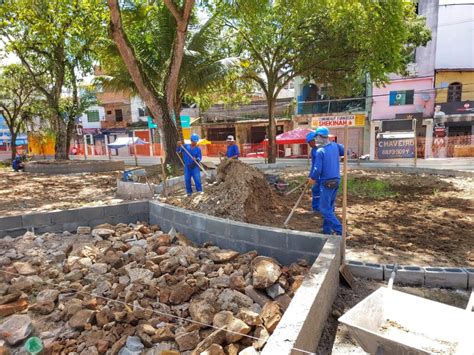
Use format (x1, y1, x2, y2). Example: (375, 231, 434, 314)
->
(0, 64, 39, 159)
(0, 0, 106, 159)
(224, 0, 431, 163)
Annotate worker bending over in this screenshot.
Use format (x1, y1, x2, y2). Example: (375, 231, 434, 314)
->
(306, 131, 320, 212)
(12, 156, 24, 172)
(308, 127, 344, 235)
(220, 135, 240, 159)
(177, 134, 203, 196)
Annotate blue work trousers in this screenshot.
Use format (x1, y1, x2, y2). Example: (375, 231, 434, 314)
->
(319, 180, 342, 235)
(312, 181, 320, 212)
(184, 166, 202, 195)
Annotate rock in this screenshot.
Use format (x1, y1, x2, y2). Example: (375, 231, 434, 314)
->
(260, 301, 282, 332)
(0, 256, 11, 266)
(69, 310, 95, 330)
(97, 339, 110, 354)
(110, 335, 128, 355)
(212, 311, 250, 343)
(0, 298, 28, 317)
(159, 257, 180, 274)
(274, 293, 292, 311)
(244, 286, 271, 307)
(212, 311, 234, 328)
(175, 330, 200, 352)
(253, 326, 270, 350)
(125, 336, 145, 352)
(209, 250, 239, 263)
(151, 325, 174, 342)
(12, 261, 37, 276)
(137, 324, 154, 347)
(201, 344, 225, 355)
(251, 256, 281, 289)
(0, 345, 10, 355)
(290, 275, 305, 294)
(191, 328, 226, 354)
(156, 234, 172, 247)
(90, 263, 108, 274)
(265, 283, 285, 299)
(31, 301, 55, 315)
(237, 309, 262, 326)
(0, 292, 21, 305)
(91, 228, 115, 238)
(239, 346, 258, 355)
(64, 269, 83, 282)
(189, 299, 216, 324)
(119, 275, 130, 285)
(95, 310, 111, 327)
(127, 268, 154, 283)
(209, 275, 230, 288)
(36, 289, 60, 304)
(77, 226, 92, 234)
(168, 281, 196, 305)
(229, 273, 246, 291)
(0, 314, 33, 345)
(225, 344, 240, 355)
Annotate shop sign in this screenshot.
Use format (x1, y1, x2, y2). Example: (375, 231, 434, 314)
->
(377, 138, 415, 159)
(311, 114, 365, 128)
(439, 100, 474, 115)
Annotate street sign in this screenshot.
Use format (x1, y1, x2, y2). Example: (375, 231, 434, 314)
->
(377, 138, 415, 159)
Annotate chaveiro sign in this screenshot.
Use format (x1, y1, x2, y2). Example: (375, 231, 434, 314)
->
(377, 136, 415, 159)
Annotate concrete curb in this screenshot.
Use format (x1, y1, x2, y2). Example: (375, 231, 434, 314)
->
(347, 164, 474, 178)
(24, 160, 124, 174)
(347, 260, 471, 289)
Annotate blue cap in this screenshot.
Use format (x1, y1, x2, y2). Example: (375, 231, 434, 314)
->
(315, 126, 329, 137)
(306, 131, 316, 143)
(190, 134, 200, 142)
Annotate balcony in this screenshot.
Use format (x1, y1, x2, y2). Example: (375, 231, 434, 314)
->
(297, 98, 366, 115)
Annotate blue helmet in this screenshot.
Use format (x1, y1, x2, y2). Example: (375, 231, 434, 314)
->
(306, 131, 316, 143)
(315, 126, 329, 137)
(190, 134, 200, 142)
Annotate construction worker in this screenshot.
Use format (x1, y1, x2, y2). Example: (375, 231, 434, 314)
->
(308, 126, 344, 235)
(12, 155, 24, 172)
(220, 135, 240, 159)
(177, 134, 203, 196)
(306, 131, 320, 212)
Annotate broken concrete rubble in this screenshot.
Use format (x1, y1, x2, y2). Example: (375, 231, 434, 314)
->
(0, 222, 308, 354)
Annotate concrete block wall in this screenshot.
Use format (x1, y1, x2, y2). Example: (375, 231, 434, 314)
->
(149, 201, 327, 265)
(0, 201, 149, 237)
(263, 237, 341, 355)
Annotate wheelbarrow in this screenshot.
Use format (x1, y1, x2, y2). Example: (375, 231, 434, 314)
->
(338, 267, 474, 354)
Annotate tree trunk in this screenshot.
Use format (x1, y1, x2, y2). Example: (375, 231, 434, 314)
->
(160, 103, 181, 166)
(10, 131, 17, 161)
(54, 116, 68, 160)
(267, 98, 277, 164)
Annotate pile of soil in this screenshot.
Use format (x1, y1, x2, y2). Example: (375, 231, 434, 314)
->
(194, 160, 284, 223)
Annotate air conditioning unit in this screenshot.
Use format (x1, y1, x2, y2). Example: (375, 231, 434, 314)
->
(406, 63, 418, 76)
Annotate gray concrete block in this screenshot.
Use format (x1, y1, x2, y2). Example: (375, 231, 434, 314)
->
(88, 218, 110, 227)
(22, 212, 52, 227)
(229, 222, 259, 244)
(384, 265, 425, 286)
(160, 205, 176, 221)
(214, 236, 236, 251)
(204, 217, 230, 237)
(62, 222, 80, 232)
(188, 214, 206, 231)
(347, 260, 384, 280)
(425, 267, 468, 289)
(127, 201, 149, 214)
(173, 210, 190, 226)
(0, 228, 28, 238)
(103, 204, 130, 217)
(465, 268, 474, 289)
(287, 232, 325, 255)
(149, 202, 163, 216)
(50, 211, 76, 224)
(257, 228, 287, 249)
(0, 216, 22, 230)
(78, 206, 105, 221)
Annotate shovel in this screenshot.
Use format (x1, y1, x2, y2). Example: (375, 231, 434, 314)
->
(180, 144, 216, 184)
(283, 181, 310, 226)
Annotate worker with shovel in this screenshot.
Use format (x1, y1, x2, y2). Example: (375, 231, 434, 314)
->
(177, 134, 203, 196)
(306, 131, 321, 212)
(308, 127, 344, 235)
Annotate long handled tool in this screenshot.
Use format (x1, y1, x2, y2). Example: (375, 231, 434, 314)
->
(283, 181, 310, 226)
(179, 144, 216, 184)
(285, 180, 307, 196)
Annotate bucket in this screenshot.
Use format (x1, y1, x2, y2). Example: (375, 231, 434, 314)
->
(24, 337, 43, 355)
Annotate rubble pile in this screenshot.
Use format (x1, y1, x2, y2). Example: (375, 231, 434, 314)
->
(0, 222, 309, 354)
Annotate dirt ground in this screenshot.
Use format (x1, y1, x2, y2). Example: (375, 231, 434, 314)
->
(165, 165, 474, 267)
(316, 278, 471, 354)
(0, 168, 122, 216)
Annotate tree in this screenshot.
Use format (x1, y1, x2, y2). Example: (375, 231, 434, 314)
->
(107, 0, 194, 165)
(0, 64, 38, 160)
(224, 0, 431, 163)
(0, 0, 106, 159)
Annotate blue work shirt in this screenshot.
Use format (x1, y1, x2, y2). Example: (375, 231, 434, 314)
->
(177, 144, 202, 169)
(226, 144, 240, 158)
(309, 142, 344, 181)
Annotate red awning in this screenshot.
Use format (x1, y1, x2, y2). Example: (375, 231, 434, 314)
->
(275, 128, 314, 144)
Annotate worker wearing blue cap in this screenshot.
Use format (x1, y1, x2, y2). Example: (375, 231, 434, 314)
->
(306, 131, 321, 212)
(177, 134, 203, 196)
(307, 126, 344, 235)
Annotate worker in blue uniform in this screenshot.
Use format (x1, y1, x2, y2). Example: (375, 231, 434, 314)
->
(12, 155, 24, 172)
(306, 131, 320, 212)
(177, 134, 203, 196)
(221, 135, 240, 159)
(308, 127, 344, 235)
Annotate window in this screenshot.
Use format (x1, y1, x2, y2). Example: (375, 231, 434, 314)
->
(86, 110, 100, 123)
(389, 90, 414, 106)
(138, 108, 146, 117)
(115, 109, 123, 122)
(107, 110, 112, 115)
(447, 82, 462, 102)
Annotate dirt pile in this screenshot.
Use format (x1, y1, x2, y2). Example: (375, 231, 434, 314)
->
(194, 160, 284, 223)
(0, 222, 309, 354)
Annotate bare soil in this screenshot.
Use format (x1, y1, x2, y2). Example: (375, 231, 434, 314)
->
(317, 278, 470, 354)
(165, 165, 474, 267)
(0, 168, 122, 216)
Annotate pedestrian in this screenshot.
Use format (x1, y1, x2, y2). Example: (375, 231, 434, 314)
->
(12, 155, 24, 172)
(308, 126, 344, 235)
(177, 134, 203, 196)
(306, 131, 320, 212)
(220, 135, 240, 159)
